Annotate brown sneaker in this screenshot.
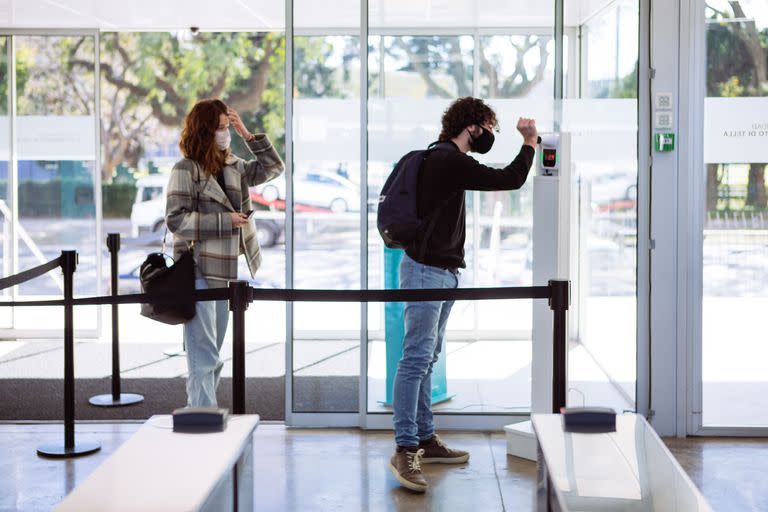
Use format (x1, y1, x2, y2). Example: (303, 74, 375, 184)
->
(389, 448, 428, 492)
(419, 434, 470, 464)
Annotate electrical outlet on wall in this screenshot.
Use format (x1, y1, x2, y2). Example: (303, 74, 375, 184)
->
(655, 112, 674, 130)
(655, 92, 673, 110)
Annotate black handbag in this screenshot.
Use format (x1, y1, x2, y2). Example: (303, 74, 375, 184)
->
(140, 161, 203, 324)
(139, 245, 196, 325)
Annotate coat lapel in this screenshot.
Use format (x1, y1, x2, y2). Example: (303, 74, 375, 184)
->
(199, 175, 233, 211)
(223, 158, 243, 210)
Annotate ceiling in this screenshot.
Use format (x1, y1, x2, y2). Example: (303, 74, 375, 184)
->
(0, 0, 619, 31)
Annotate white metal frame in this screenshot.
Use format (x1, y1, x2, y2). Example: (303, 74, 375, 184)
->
(636, 0, 652, 423)
(679, 0, 704, 437)
(0, 28, 102, 340)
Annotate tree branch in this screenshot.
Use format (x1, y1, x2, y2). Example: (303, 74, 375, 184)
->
(729, 1, 767, 86)
(398, 40, 453, 98)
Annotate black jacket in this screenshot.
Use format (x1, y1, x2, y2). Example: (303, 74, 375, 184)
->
(405, 141, 535, 269)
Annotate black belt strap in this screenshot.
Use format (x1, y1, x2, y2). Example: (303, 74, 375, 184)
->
(0, 257, 62, 291)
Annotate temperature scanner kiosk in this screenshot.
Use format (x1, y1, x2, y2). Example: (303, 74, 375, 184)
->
(505, 133, 572, 461)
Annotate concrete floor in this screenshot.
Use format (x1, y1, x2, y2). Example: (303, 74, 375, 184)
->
(1, 422, 766, 512)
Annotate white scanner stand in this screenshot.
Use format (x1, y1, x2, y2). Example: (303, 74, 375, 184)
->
(505, 133, 571, 460)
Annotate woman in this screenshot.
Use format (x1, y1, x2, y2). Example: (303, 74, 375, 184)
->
(166, 98, 284, 408)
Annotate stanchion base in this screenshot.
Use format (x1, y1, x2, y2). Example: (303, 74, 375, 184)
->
(37, 440, 101, 458)
(89, 393, 144, 407)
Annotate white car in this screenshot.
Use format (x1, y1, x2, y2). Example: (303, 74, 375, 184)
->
(130, 174, 169, 237)
(252, 171, 359, 213)
(129, 173, 284, 247)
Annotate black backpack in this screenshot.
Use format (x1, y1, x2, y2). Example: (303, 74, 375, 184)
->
(377, 141, 456, 250)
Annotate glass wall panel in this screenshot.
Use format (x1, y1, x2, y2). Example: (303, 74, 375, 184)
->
(13, 35, 98, 330)
(563, 0, 639, 412)
(292, 4, 362, 412)
(0, 37, 10, 329)
(367, 0, 555, 415)
(96, 30, 287, 405)
(702, 0, 768, 427)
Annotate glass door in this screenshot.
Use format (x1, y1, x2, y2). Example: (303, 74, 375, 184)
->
(364, 0, 556, 427)
(563, 0, 641, 414)
(700, 0, 768, 429)
(0, 31, 100, 337)
(287, 0, 363, 422)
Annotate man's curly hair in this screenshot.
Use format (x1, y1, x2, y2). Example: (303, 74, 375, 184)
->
(438, 97, 498, 142)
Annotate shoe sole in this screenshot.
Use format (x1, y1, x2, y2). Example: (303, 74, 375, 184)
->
(388, 462, 427, 493)
(421, 454, 470, 464)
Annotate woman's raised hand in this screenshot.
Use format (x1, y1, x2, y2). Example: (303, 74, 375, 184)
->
(227, 108, 252, 140)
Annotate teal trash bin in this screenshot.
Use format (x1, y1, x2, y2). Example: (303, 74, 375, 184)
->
(381, 247, 454, 406)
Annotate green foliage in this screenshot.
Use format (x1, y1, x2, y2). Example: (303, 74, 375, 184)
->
(294, 37, 344, 98)
(0, 45, 29, 116)
(706, 15, 768, 97)
(102, 182, 137, 218)
(718, 76, 745, 97)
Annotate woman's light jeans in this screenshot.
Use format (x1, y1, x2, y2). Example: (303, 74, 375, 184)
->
(393, 253, 459, 448)
(183, 276, 229, 407)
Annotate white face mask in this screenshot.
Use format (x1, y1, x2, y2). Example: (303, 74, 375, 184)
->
(214, 128, 231, 150)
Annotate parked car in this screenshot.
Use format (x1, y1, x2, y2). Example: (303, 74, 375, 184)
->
(597, 183, 637, 212)
(130, 174, 284, 247)
(130, 174, 169, 237)
(252, 170, 359, 213)
(588, 171, 637, 207)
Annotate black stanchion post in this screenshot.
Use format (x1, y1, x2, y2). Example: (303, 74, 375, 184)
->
(549, 280, 570, 414)
(90, 233, 144, 408)
(229, 281, 250, 414)
(38, 251, 101, 458)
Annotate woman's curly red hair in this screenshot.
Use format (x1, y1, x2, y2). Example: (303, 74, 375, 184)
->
(179, 98, 229, 176)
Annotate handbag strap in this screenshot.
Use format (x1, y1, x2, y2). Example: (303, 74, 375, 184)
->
(161, 227, 194, 255)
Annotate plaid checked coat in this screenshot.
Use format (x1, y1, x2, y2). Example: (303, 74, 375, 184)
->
(165, 134, 284, 286)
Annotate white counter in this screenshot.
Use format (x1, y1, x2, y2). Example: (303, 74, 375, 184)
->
(55, 414, 259, 512)
(532, 413, 712, 512)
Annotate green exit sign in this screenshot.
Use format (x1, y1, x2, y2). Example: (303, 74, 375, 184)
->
(654, 133, 675, 152)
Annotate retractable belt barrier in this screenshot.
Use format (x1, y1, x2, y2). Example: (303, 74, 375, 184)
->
(0, 256, 62, 291)
(1, 236, 570, 460)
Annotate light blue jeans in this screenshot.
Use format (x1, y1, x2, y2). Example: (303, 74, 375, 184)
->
(393, 253, 459, 448)
(183, 276, 229, 407)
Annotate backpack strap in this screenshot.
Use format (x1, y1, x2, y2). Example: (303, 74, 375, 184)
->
(414, 141, 460, 262)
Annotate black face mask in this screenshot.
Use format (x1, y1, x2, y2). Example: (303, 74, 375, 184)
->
(469, 126, 495, 154)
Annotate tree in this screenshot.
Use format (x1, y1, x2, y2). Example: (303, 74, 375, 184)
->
(0, 39, 30, 115)
(381, 35, 552, 100)
(12, 32, 345, 183)
(706, 1, 768, 210)
(386, 36, 473, 98)
(68, 32, 285, 181)
(479, 35, 551, 98)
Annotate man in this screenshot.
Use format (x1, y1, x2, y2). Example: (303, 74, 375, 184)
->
(389, 97, 538, 492)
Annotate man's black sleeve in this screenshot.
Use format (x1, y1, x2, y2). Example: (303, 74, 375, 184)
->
(451, 145, 536, 191)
